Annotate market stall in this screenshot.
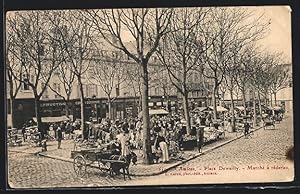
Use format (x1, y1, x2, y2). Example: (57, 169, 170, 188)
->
(138, 109, 169, 118)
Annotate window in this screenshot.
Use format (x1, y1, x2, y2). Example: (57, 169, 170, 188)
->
(288, 77, 292, 87)
(155, 87, 160, 96)
(54, 69, 60, 75)
(87, 84, 97, 97)
(30, 75, 35, 83)
(116, 84, 120, 97)
(153, 56, 157, 63)
(22, 74, 30, 90)
(53, 83, 61, 98)
(38, 45, 45, 56)
(88, 64, 95, 77)
(192, 91, 197, 97)
(112, 51, 118, 59)
(41, 83, 49, 99)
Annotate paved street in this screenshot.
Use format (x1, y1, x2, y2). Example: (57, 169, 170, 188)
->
(8, 114, 293, 188)
(126, 114, 294, 185)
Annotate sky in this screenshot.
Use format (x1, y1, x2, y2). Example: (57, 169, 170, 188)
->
(7, 6, 292, 63)
(257, 6, 292, 63)
(120, 6, 292, 63)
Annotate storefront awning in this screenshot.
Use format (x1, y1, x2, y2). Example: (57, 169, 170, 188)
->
(32, 115, 73, 123)
(138, 109, 169, 118)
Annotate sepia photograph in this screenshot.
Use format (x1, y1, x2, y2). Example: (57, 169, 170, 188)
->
(5, 5, 293, 188)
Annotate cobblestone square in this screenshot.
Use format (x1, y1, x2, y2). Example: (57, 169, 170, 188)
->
(7, 114, 293, 188)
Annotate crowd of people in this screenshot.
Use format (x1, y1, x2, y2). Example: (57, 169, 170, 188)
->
(17, 104, 284, 164)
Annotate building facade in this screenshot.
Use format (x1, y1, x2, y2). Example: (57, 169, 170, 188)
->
(7, 45, 211, 128)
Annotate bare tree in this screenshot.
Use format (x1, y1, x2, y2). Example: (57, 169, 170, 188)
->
(6, 30, 23, 128)
(156, 8, 208, 135)
(47, 62, 76, 119)
(249, 52, 268, 115)
(201, 7, 269, 120)
(6, 11, 64, 136)
(85, 8, 173, 164)
(223, 56, 239, 131)
(268, 54, 289, 106)
(235, 45, 257, 111)
(125, 64, 143, 112)
(88, 50, 127, 119)
(47, 10, 94, 133)
(150, 67, 174, 111)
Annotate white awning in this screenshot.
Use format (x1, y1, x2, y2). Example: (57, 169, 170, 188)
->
(138, 109, 169, 118)
(272, 106, 283, 111)
(32, 115, 73, 123)
(192, 107, 209, 113)
(209, 106, 228, 112)
(235, 106, 245, 111)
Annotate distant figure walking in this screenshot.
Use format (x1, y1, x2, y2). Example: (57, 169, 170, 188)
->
(57, 127, 62, 149)
(244, 119, 250, 138)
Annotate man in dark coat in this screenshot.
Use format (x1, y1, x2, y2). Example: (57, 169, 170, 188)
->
(196, 124, 204, 153)
(244, 118, 250, 139)
(57, 127, 63, 149)
(53, 123, 58, 138)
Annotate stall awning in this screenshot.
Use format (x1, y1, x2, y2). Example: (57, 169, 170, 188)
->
(138, 109, 169, 118)
(33, 115, 73, 123)
(192, 107, 209, 113)
(235, 106, 245, 111)
(272, 106, 283, 111)
(208, 106, 228, 112)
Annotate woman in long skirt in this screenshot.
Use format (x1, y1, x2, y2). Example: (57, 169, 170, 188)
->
(155, 132, 169, 163)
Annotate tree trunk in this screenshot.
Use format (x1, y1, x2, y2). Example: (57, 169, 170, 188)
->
(141, 63, 152, 164)
(108, 95, 112, 119)
(10, 98, 15, 128)
(270, 92, 273, 106)
(182, 91, 191, 135)
(242, 88, 246, 115)
(264, 91, 268, 106)
(212, 80, 218, 120)
(34, 97, 43, 138)
(65, 101, 70, 117)
(258, 92, 262, 115)
(253, 91, 257, 126)
(230, 89, 236, 132)
(9, 79, 15, 128)
(78, 76, 86, 134)
(274, 92, 277, 106)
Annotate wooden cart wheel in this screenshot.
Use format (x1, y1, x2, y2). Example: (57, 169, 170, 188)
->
(73, 155, 87, 177)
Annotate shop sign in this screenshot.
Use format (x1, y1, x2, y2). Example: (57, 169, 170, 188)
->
(40, 102, 66, 107)
(75, 100, 101, 105)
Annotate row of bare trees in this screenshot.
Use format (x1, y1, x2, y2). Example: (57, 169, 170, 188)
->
(6, 7, 289, 164)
